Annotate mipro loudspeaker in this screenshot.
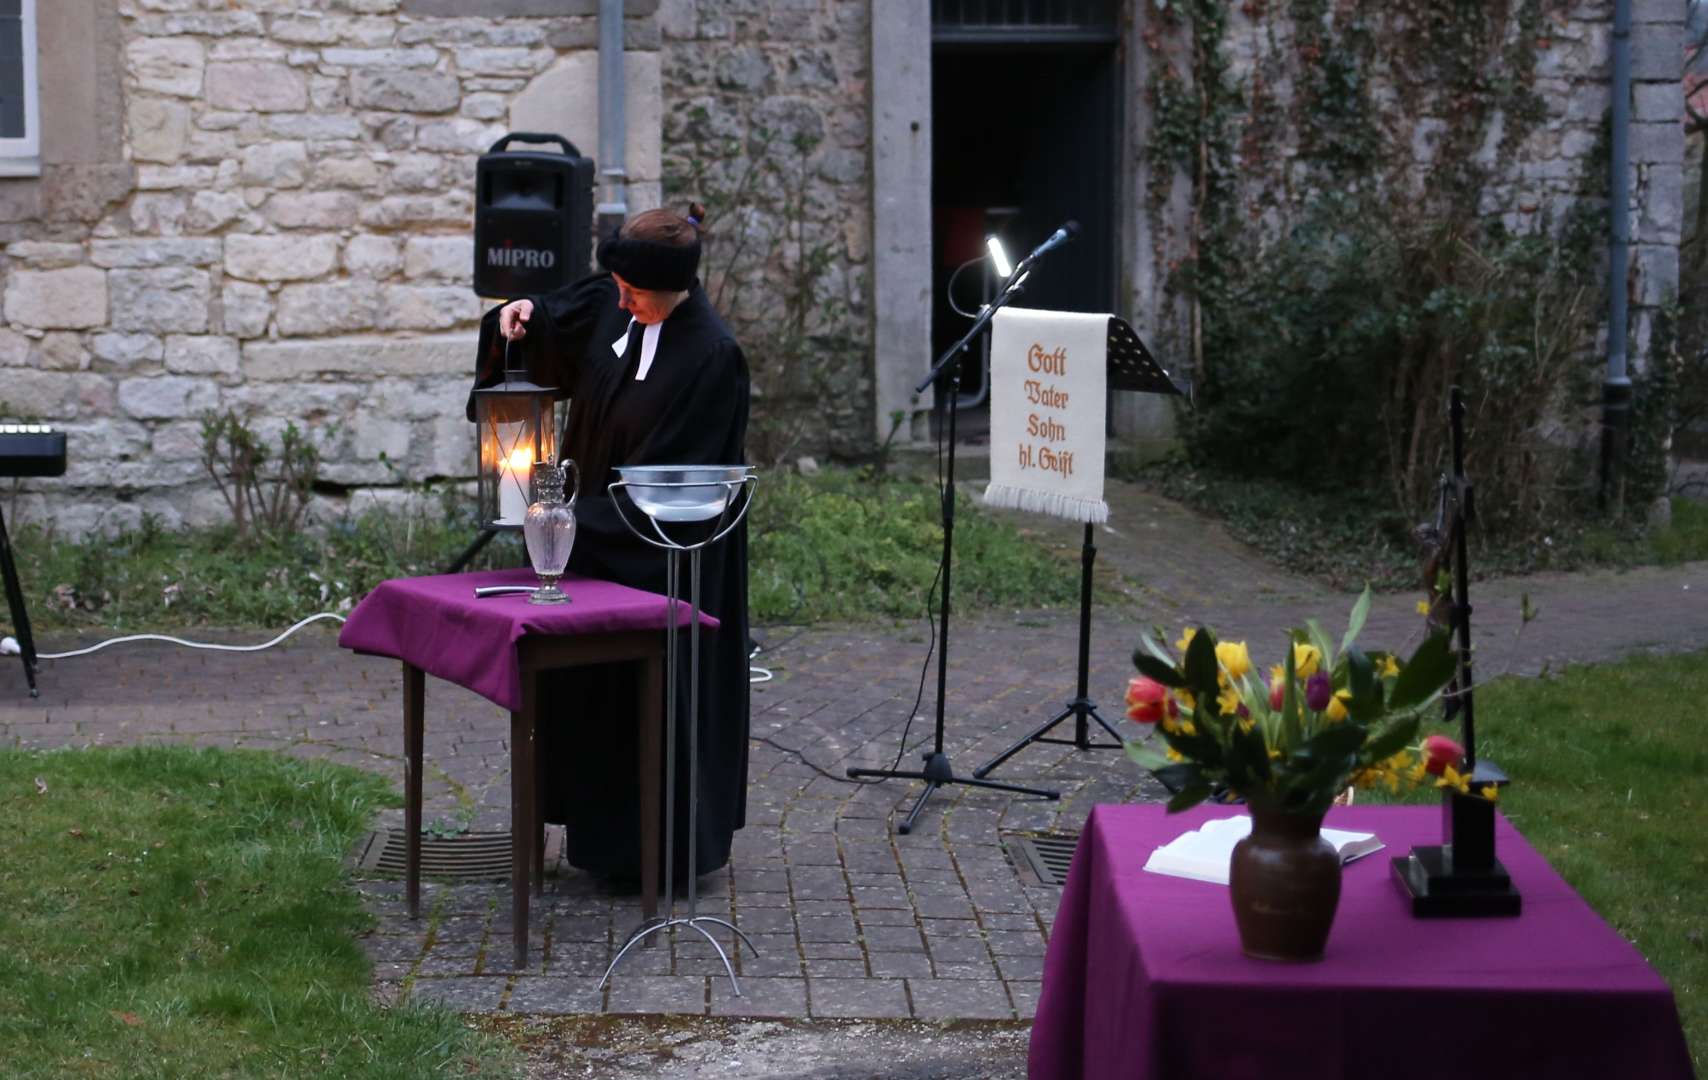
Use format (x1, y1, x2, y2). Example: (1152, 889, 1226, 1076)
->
(474, 132, 596, 300)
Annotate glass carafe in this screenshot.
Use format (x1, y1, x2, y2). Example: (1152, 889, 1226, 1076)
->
(523, 459, 578, 605)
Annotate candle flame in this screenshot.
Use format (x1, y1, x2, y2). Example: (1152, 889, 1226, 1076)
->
(505, 446, 534, 471)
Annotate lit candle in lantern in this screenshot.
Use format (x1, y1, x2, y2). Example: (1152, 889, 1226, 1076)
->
(498, 444, 534, 524)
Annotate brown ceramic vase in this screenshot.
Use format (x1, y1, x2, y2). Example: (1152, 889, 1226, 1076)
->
(1228, 804, 1342, 961)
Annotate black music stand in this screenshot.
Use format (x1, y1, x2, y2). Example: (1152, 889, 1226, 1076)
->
(974, 317, 1185, 780)
(0, 501, 41, 697)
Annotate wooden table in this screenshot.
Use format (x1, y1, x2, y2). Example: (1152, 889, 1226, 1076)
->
(341, 568, 712, 968)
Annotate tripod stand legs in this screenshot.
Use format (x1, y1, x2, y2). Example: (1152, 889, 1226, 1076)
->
(849, 751, 1060, 835)
(0, 504, 40, 698)
(973, 699, 1125, 779)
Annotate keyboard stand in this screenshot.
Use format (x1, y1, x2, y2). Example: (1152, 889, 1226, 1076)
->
(0, 502, 40, 697)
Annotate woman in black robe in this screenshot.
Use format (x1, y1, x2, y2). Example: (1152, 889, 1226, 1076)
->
(467, 204, 749, 882)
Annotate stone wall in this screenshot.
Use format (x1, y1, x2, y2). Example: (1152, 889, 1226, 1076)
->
(1134, 0, 1685, 375)
(1, 0, 662, 534)
(657, 0, 875, 463)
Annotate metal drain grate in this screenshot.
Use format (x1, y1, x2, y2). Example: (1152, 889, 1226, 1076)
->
(1004, 832, 1080, 887)
(353, 830, 514, 880)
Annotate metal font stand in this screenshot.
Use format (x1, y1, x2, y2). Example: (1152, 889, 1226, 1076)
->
(846, 270, 1060, 834)
(599, 471, 759, 995)
(974, 317, 1184, 781)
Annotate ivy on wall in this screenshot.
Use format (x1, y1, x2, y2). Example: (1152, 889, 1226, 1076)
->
(1142, 0, 1630, 533)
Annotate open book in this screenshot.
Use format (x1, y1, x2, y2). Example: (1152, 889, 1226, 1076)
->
(1142, 815, 1385, 885)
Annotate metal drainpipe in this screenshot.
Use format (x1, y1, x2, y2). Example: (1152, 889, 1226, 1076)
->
(597, 0, 628, 242)
(1602, 0, 1634, 511)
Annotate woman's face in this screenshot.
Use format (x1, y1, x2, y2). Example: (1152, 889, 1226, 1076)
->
(613, 274, 684, 325)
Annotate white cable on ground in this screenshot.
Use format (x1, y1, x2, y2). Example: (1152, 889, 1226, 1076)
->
(29, 612, 348, 661)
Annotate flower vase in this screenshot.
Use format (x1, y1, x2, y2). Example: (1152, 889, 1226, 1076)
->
(1228, 804, 1342, 961)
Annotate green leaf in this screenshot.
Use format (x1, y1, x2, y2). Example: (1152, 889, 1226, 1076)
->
(1280, 645, 1304, 750)
(1304, 618, 1335, 670)
(1346, 646, 1379, 723)
(1131, 652, 1186, 687)
(1303, 723, 1367, 760)
(1125, 740, 1173, 770)
(1340, 585, 1372, 656)
(1183, 626, 1220, 694)
(1166, 780, 1213, 812)
(1152, 763, 1202, 795)
(1139, 630, 1177, 666)
(1389, 631, 1456, 711)
(1361, 714, 1422, 764)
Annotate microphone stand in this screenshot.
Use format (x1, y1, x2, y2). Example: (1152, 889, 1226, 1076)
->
(847, 270, 1060, 834)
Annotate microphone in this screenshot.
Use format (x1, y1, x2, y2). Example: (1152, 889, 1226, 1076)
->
(1014, 220, 1080, 272)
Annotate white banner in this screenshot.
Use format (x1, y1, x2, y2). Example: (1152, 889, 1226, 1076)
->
(981, 307, 1108, 524)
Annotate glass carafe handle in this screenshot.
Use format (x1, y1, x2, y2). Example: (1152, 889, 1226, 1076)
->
(562, 458, 580, 507)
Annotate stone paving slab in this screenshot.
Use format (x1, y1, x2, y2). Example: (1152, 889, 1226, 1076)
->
(4, 482, 1707, 1027)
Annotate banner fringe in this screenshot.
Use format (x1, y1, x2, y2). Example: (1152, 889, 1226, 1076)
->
(982, 483, 1108, 524)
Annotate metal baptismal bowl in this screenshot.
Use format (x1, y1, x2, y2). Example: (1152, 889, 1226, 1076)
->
(613, 464, 753, 523)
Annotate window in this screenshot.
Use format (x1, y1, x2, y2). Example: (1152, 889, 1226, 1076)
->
(0, 0, 38, 177)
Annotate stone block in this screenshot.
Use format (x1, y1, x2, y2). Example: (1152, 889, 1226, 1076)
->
(109, 267, 212, 333)
(344, 234, 404, 277)
(1629, 120, 1684, 166)
(322, 46, 438, 68)
(90, 238, 222, 269)
(221, 282, 273, 339)
(241, 141, 310, 187)
(388, 154, 443, 191)
(511, 51, 661, 182)
(453, 47, 553, 77)
(131, 12, 265, 37)
(414, 118, 508, 153)
(127, 193, 188, 236)
(403, 235, 473, 281)
(349, 414, 413, 463)
(5, 242, 84, 269)
(420, 411, 476, 477)
(314, 156, 384, 189)
(0, 326, 29, 366)
(265, 114, 366, 141)
(349, 69, 461, 113)
(1632, 81, 1681, 124)
(163, 334, 241, 376)
(129, 97, 193, 164)
(1638, 162, 1683, 244)
(117, 374, 219, 420)
(208, 39, 290, 63)
(186, 191, 252, 233)
(136, 165, 219, 191)
(265, 191, 364, 230)
(127, 37, 206, 98)
(243, 332, 476, 379)
(205, 61, 310, 112)
(91, 332, 165, 369)
(1633, 243, 1679, 305)
(358, 193, 474, 229)
(36, 333, 90, 372)
(149, 420, 206, 462)
(224, 234, 341, 282)
(377, 285, 481, 330)
(276, 280, 383, 336)
(1628, 23, 1682, 81)
(4, 267, 109, 330)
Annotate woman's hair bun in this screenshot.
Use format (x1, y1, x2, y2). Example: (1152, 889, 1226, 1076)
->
(686, 201, 707, 228)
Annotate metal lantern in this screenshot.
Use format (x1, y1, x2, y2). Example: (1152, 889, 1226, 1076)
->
(473, 359, 557, 530)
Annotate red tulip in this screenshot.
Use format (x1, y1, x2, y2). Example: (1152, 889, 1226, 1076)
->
(1125, 676, 1172, 724)
(1423, 734, 1465, 776)
(1269, 678, 1286, 711)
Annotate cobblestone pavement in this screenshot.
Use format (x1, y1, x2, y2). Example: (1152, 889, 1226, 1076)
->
(4, 481, 1706, 1044)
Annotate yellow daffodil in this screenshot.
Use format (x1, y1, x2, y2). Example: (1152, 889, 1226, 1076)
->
(1416, 599, 1432, 616)
(1407, 761, 1429, 784)
(1237, 714, 1257, 734)
(1174, 689, 1195, 712)
(1176, 628, 1197, 654)
(1435, 765, 1472, 795)
(1480, 784, 1500, 802)
(1216, 640, 1252, 679)
(1292, 642, 1321, 679)
(1166, 747, 1184, 762)
(1324, 689, 1352, 723)
(1378, 654, 1400, 679)
(1217, 687, 1242, 715)
(1268, 748, 1282, 760)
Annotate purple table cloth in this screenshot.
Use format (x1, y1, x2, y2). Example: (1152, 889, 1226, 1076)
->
(337, 568, 714, 712)
(1030, 803, 1695, 1080)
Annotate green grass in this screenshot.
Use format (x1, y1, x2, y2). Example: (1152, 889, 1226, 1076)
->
(1129, 459, 1708, 590)
(1365, 650, 1707, 1068)
(0, 746, 515, 1079)
(7, 469, 1081, 633)
(746, 471, 1082, 624)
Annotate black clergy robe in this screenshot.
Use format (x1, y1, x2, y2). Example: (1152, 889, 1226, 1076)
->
(467, 273, 750, 881)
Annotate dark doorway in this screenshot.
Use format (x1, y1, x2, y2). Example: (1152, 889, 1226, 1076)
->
(930, 37, 1121, 423)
